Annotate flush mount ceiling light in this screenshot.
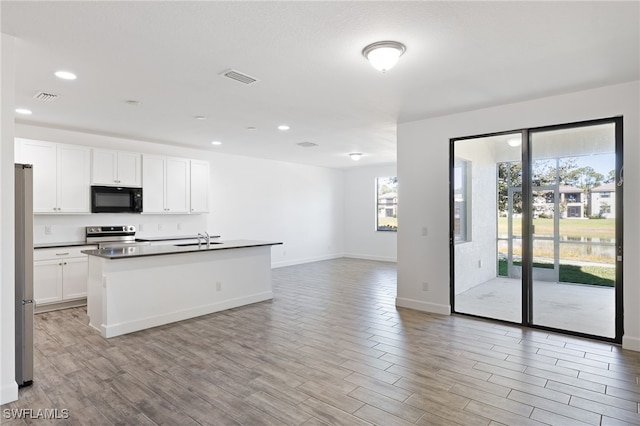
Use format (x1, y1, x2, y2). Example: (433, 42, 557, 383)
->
(194, 116, 207, 120)
(349, 152, 363, 161)
(54, 70, 77, 80)
(211, 141, 222, 146)
(15, 108, 32, 115)
(507, 138, 522, 147)
(277, 125, 290, 131)
(362, 41, 406, 73)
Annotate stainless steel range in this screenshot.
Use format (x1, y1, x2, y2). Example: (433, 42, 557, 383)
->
(85, 225, 150, 249)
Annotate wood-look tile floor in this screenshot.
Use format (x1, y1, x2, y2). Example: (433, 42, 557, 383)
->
(3, 258, 639, 425)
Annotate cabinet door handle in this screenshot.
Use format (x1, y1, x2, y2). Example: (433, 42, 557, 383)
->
(63, 262, 67, 265)
(55, 252, 69, 256)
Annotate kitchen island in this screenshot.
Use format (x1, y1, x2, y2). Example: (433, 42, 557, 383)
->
(82, 240, 282, 338)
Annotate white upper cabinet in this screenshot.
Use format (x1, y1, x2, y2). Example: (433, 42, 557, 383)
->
(92, 149, 142, 187)
(17, 139, 90, 214)
(190, 159, 210, 213)
(166, 157, 190, 213)
(142, 155, 165, 213)
(142, 155, 190, 214)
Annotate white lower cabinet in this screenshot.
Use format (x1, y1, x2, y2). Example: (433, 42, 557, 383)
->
(34, 246, 96, 311)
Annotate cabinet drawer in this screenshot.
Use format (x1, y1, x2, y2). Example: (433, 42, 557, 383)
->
(34, 245, 97, 261)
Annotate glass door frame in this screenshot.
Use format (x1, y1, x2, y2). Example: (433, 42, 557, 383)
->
(449, 116, 623, 343)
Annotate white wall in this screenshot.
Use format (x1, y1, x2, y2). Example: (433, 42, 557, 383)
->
(454, 138, 498, 294)
(344, 164, 397, 262)
(15, 124, 346, 268)
(1, 33, 18, 405)
(397, 81, 640, 351)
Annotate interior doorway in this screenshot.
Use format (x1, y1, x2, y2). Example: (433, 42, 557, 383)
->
(451, 117, 622, 342)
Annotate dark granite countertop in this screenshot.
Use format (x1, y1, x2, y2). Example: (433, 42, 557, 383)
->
(135, 235, 220, 242)
(35, 242, 97, 249)
(82, 239, 282, 259)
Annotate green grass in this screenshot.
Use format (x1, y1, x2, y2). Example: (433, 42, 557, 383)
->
(498, 217, 615, 239)
(498, 259, 614, 287)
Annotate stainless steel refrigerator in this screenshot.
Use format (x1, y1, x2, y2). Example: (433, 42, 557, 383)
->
(15, 163, 34, 387)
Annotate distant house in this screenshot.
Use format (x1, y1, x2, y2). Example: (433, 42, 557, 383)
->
(590, 182, 616, 218)
(378, 192, 398, 218)
(535, 185, 584, 218)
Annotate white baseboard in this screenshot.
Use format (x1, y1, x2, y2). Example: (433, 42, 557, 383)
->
(272, 253, 398, 268)
(343, 254, 397, 263)
(0, 381, 18, 405)
(272, 253, 343, 268)
(98, 292, 273, 338)
(395, 297, 451, 316)
(622, 335, 640, 352)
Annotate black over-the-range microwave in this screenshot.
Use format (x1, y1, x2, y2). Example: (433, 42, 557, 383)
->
(91, 186, 143, 213)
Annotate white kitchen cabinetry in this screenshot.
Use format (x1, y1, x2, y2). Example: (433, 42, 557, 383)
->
(142, 155, 190, 213)
(17, 139, 90, 214)
(189, 159, 210, 213)
(92, 149, 142, 187)
(33, 246, 96, 312)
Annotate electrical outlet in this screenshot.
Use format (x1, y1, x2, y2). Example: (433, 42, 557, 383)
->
(422, 282, 429, 291)
(478, 260, 483, 268)
(158, 223, 163, 231)
(216, 282, 222, 292)
(421, 227, 428, 237)
(45, 225, 52, 235)
(177, 223, 182, 231)
(138, 223, 144, 232)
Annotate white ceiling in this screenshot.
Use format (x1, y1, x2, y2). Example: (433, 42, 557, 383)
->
(2, 1, 638, 169)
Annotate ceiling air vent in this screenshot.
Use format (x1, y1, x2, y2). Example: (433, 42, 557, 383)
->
(33, 91, 59, 102)
(220, 69, 259, 85)
(297, 142, 318, 148)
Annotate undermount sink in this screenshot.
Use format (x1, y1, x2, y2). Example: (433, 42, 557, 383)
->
(174, 242, 223, 247)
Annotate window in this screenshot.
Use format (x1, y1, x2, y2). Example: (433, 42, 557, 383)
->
(566, 193, 580, 203)
(454, 159, 471, 242)
(600, 192, 611, 198)
(376, 177, 397, 231)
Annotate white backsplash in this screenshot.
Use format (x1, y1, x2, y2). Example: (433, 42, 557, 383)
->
(33, 213, 210, 244)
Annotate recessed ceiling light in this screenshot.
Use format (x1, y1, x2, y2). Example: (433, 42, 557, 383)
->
(15, 108, 32, 115)
(277, 125, 290, 131)
(125, 100, 141, 106)
(211, 141, 222, 146)
(194, 116, 207, 120)
(54, 70, 77, 80)
(246, 126, 257, 131)
(349, 152, 363, 161)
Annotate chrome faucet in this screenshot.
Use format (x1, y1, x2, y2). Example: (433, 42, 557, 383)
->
(197, 232, 210, 248)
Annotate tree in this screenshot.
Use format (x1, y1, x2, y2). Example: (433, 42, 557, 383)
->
(565, 166, 604, 191)
(604, 169, 616, 184)
(497, 162, 522, 214)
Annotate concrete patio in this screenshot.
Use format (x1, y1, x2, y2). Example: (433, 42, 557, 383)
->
(455, 277, 615, 338)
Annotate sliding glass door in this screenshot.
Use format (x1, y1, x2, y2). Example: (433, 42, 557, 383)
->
(451, 117, 622, 342)
(528, 122, 619, 338)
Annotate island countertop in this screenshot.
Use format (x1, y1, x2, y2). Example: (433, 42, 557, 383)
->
(82, 239, 282, 259)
